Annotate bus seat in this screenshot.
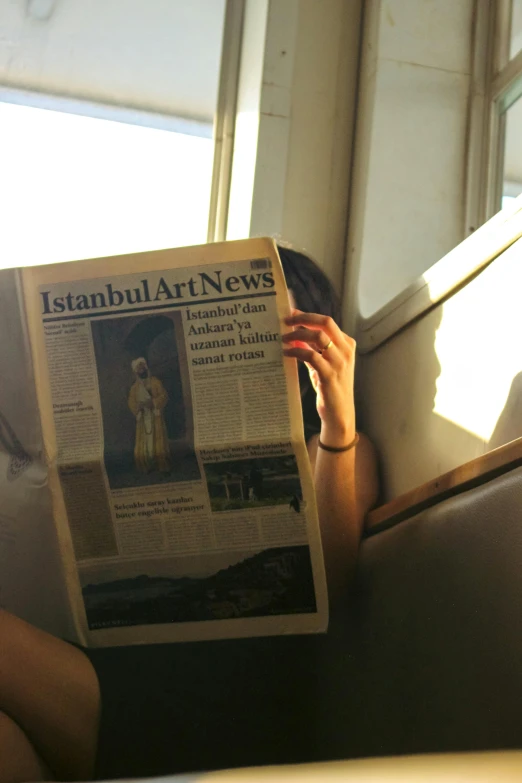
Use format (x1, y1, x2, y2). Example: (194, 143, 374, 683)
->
(319, 465, 522, 760)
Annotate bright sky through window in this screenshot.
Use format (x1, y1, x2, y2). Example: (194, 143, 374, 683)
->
(0, 101, 214, 269)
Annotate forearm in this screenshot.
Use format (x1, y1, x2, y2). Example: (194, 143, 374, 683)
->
(313, 431, 362, 601)
(282, 310, 374, 602)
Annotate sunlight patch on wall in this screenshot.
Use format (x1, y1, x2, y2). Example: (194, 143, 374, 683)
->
(432, 238, 522, 443)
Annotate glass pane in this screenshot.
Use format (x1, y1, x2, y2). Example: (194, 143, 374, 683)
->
(501, 95, 522, 209)
(0, 101, 215, 269)
(511, 0, 522, 60)
(0, 0, 228, 269)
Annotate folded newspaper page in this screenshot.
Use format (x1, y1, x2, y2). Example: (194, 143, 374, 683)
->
(0, 238, 327, 646)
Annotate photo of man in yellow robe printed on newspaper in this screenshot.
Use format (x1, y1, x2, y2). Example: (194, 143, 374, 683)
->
(91, 311, 199, 490)
(128, 357, 171, 474)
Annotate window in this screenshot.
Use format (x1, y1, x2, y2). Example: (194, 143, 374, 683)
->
(502, 96, 522, 209)
(352, 0, 522, 351)
(485, 0, 522, 218)
(0, 0, 231, 269)
(0, 97, 215, 268)
(510, 0, 522, 59)
(350, 0, 478, 328)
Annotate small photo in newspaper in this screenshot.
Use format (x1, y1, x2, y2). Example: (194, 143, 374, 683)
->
(91, 311, 200, 489)
(202, 454, 303, 514)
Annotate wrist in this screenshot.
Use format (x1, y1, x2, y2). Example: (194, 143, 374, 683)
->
(320, 421, 356, 449)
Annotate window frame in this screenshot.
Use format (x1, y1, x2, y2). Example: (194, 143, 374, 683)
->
(207, 0, 245, 243)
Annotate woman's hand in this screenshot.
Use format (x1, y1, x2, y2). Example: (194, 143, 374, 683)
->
(282, 309, 356, 448)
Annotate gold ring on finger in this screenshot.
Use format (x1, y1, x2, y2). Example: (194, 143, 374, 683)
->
(321, 339, 333, 353)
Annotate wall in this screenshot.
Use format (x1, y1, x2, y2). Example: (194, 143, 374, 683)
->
(227, 0, 363, 290)
(336, 0, 520, 502)
(344, 0, 475, 323)
(358, 234, 522, 500)
(280, 0, 362, 288)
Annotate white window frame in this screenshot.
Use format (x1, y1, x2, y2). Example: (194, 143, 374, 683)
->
(207, 0, 245, 243)
(354, 0, 522, 354)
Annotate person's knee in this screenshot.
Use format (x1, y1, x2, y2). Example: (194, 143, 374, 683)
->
(0, 613, 100, 781)
(0, 709, 52, 782)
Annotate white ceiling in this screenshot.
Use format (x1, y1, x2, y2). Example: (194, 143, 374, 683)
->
(0, 0, 225, 122)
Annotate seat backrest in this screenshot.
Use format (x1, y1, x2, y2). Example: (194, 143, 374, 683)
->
(318, 465, 522, 760)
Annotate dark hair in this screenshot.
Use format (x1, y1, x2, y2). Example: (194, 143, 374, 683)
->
(277, 244, 341, 441)
(277, 245, 341, 323)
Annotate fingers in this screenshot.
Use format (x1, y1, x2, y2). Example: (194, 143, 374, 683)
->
(281, 327, 329, 351)
(282, 346, 334, 380)
(282, 327, 345, 370)
(285, 310, 346, 345)
(283, 311, 356, 363)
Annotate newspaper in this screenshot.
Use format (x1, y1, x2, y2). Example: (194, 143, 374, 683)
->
(0, 238, 327, 646)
